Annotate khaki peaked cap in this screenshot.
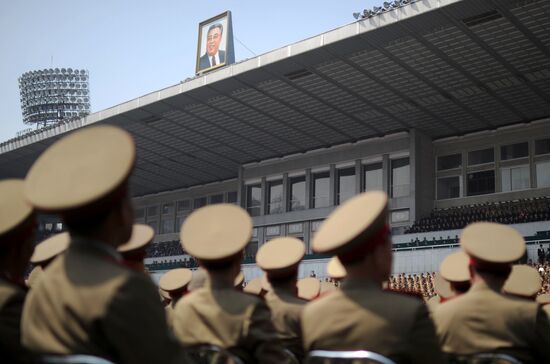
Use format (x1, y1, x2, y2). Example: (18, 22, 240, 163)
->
(30, 232, 70, 264)
(440, 251, 470, 283)
(0, 179, 33, 239)
(297, 277, 321, 300)
(434, 272, 453, 299)
(180, 204, 252, 261)
(118, 224, 155, 253)
(243, 277, 263, 295)
(503, 265, 542, 297)
(27, 266, 43, 287)
(24, 126, 135, 213)
(256, 237, 305, 275)
(159, 268, 193, 292)
(327, 256, 346, 279)
(312, 191, 388, 255)
(234, 271, 245, 287)
(460, 222, 525, 264)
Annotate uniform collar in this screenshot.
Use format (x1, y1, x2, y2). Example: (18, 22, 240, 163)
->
(207, 278, 235, 290)
(341, 277, 382, 291)
(469, 279, 505, 293)
(71, 235, 123, 262)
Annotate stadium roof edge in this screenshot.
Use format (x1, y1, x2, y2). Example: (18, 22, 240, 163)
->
(0, 0, 456, 153)
(2, 0, 550, 197)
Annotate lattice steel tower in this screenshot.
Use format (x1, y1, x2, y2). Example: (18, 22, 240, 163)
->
(18, 68, 91, 128)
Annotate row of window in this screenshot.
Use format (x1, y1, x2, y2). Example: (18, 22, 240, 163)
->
(437, 161, 550, 199)
(437, 138, 550, 171)
(245, 158, 410, 217)
(136, 191, 238, 234)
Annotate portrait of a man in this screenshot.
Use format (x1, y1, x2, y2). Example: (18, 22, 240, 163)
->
(196, 12, 233, 74)
(199, 23, 225, 70)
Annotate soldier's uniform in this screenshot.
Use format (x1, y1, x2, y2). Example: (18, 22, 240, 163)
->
(301, 191, 445, 364)
(434, 222, 550, 363)
(256, 237, 308, 359)
(173, 204, 287, 364)
(20, 126, 181, 364)
(0, 179, 35, 363)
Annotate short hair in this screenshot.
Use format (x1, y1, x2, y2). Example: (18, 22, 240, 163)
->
(207, 23, 223, 35)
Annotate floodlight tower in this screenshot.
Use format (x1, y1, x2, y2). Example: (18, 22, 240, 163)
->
(18, 68, 91, 128)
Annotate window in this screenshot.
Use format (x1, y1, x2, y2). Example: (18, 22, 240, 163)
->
(246, 184, 262, 217)
(312, 172, 330, 208)
(467, 170, 495, 196)
(501, 142, 528, 160)
(289, 176, 306, 211)
(391, 158, 410, 198)
(363, 163, 383, 192)
(267, 180, 283, 214)
(227, 191, 238, 204)
(535, 138, 550, 155)
(244, 241, 259, 260)
(437, 176, 461, 200)
(135, 208, 145, 219)
(176, 200, 191, 214)
(287, 223, 303, 235)
(162, 203, 174, 215)
(536, 161, 550, 188)
(146, 206, 158, 218)
(337, 167, 355, 204)
(194, 197, 207, 209)
(437, 154, 462, 171)
(209, 194, 224, 204)
(147, 221, 158, 234)
(175, 216, 185, 232)
(266, 225, 280, 236)
(161, 219, 174, 234)
(501, 165, 530, 192)
(391, 209, 409, 223)
(468, 148, 494, 165)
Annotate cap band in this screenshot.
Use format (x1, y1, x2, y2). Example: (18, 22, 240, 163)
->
(338, 224, 390, 264)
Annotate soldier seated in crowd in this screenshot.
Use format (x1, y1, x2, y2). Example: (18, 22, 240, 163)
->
(301, 191, 445, 363)
(433, 222, 550, 363)
(256, 236, 307, 360)
(20, 126, 181, 363)
(0, 179, 36, 363)
(173, 204, 288, 363)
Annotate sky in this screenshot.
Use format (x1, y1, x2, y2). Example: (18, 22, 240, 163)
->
(0, 0, 378, 143)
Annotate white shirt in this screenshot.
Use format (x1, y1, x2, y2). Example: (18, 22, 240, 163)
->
(209, 52, 221, 67)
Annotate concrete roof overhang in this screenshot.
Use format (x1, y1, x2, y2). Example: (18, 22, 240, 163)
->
(1, 0, 550, 196)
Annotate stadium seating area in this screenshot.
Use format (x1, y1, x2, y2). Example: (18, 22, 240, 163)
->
(146, 240, 184, 257)
(405, 197, 550, 234)
(386, 261, 550, 300)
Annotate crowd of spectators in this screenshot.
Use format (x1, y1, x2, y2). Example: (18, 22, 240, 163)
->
(405, 197, 550, 234)
(146, 240, 184, 257)
(385, 261, 550, 300)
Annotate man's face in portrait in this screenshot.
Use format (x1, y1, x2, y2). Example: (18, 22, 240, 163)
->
(206, 27, 222, 56)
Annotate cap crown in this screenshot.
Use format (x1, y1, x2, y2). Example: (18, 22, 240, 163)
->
(313, 191, 388, 254)
(25, 126, 135, 212)
(180, 204, 252, 261)
(460, 222, 525, 263)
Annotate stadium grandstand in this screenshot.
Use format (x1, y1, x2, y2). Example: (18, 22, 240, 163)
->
(2, 0, 550, 286)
